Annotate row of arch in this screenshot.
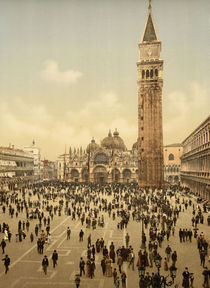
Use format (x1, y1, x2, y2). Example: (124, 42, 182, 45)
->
(164, 166, 180, 173)
(142, 69, 158, 80)
(69, 166, 135, 183)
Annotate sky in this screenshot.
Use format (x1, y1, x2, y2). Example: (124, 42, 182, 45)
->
(0, 0, 209, 160)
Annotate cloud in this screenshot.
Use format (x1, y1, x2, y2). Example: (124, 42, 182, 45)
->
(41, 60, 83, 84)
(0, 91, 136, 160)
(163, 82, 209, 144)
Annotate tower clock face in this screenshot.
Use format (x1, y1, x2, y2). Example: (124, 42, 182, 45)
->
(147, 48, 152, 56)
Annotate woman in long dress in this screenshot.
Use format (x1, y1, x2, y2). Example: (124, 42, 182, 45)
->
(86, 259, 91, 277)
(105, 257, 112, 277)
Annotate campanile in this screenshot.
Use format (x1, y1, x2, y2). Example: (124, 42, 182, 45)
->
(137, 1, 164, 188)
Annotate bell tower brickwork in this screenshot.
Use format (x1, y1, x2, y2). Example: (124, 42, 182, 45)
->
(137, 2, 164, 188)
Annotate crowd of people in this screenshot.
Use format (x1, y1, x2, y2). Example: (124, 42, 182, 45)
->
(0, 181, 209, 288)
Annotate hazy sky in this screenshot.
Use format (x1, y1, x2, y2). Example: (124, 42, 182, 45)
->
(0, 0, 209, 160)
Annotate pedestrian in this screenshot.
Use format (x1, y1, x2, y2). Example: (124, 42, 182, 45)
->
(2, 254, 10, 274)
(52, 250, 58, 268)
(165, 245, 172, 262)
(202, 267, 210, 288)
(30, 232, 34, 243)
(79, 229, 84, 241)
(117, 254, 123, 274)
(101, 257, 106, 275)
(125, 233, 130, 248)
(67, 227, 71, 240)
(90, 259, 95, 278)
(182, 267, 190, 288)
(121, 271, 127, 288)
(0, 239, 6, 254)
(163, 257, 168, 271)
(115, 276, 120, 288)
(42, 255, 49, 275)
(75, 274, 81, 288)
(79, 257, 85, 276)
(113, 268, 118, 284)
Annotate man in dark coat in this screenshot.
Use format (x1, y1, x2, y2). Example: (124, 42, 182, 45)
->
(79, 257, 85, 276)
(101, 257, 106, 275)
(52, 250, 58, 268)
(0, 239, 6, 254)
(2, 254, 10, 274)
(182, 267, 190, 288)
(42, 255, 49, 275)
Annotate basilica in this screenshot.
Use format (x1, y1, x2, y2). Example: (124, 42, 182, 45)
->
(57, 129, 138, 184)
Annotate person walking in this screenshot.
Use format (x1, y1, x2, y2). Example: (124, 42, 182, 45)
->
(0, 239, 6, 254)
(115, 276, 120, 288)
(79, 257, 85, 276)
(2, 254, 10, 274)
(125, 233, 130, 248)
(52, 250, 58, 268)
(121, 271, 127, 288)
(42, 255, 49, 275)
(79, 229, 84, 242)
(67, 227, 71, 240)
(117, 254, 123, 274)
(75, 274, 81, 288)
(101, 257, 106, 275)
(182, 267, 190, 288)
(165, 245, 172, 262)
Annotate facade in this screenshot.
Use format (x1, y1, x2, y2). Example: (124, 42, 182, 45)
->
(181, 115, 210, 201)
(57, 130, 138, 184)
(137, 1, 164, 188)
(23, 141, 41, 181)
(164, 144, 183, 184)
(0, 146, 34, 191)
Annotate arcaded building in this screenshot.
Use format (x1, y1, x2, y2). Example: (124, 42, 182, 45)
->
(181, 115, 210, 201)
(0, 146, 34, 191)
(137, 1, 164, 188)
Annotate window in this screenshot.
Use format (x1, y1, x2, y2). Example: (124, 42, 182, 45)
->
(168, 154, 174, 161)
(142, 70, 145, 79)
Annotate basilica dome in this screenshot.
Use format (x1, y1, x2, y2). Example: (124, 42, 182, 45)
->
(86, 138, 100, 153)
(101, 130, 115, 150)
(101, 129, 126, 151)
(113, 129, 127, 151)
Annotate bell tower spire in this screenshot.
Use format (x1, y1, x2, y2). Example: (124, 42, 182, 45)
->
(137, 1, 164, 188)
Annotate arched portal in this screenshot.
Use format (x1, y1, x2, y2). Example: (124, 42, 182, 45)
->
(123, 169, 132, 183)
(71, 169, 79, 182)
(93, 165, 107, 184)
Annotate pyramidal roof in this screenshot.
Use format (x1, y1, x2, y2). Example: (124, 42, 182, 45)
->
(141, 3, 159, 43)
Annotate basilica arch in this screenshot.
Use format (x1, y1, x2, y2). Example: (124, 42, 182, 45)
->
(122, 168, 132, 183)
(71, 168, 79, 182)
(93, 165, 107, 184)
